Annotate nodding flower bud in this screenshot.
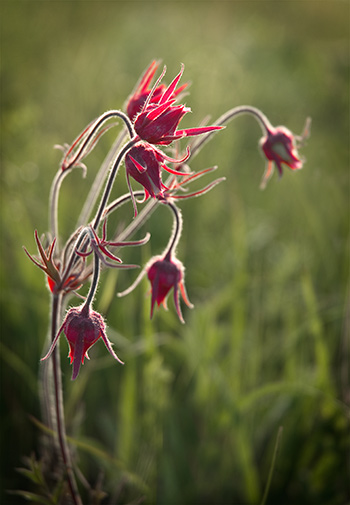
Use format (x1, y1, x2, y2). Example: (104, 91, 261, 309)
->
(124, 142, 194, 215)
(125, 143, 165, 201)
(259, 125, 305, 189)
(147, 253, 193, 323)
(41, 305, 123, 380)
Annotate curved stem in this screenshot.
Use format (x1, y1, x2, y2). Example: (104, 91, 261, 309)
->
(50, 294, 82, 505)
(103, 190, 144, 218)
(82, 248, 100, 312)
(216, 105, 273, 133)
(190, 105, 273, 159)
(92, 137, 138, 230)
(49, 169, 70, 243)
(163, 201, 182, 258)
(76, 129, 128, 228)
(67, 110, 134, 170)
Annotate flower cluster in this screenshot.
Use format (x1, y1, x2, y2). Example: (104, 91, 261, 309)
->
(25, 60, 309, 380)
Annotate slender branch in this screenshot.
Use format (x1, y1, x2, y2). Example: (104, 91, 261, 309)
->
(49, 169, 70, 244)
(163, 201, 182, 257)
(92, 137, 138, 230)
(66, 110, 134, 170)
(190, 105, 273, 159)
(50, 294, 82, 505)
(260, 426, 283, 505)
(76, 129, 127, 228)
(82, 248, 100, 311)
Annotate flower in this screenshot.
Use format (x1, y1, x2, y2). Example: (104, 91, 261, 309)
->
(134, 65, 223, 145)
(125, 143, 166, 202)
(126, 60, 187, 121)
(23, 230, 87, 294)
(41, 305, 123, 380)
(124, 142, 193, 215)
(147, 252, 193, 323)
(259, 125, 305, 189)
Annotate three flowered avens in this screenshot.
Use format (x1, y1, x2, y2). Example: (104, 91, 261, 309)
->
(26, 60, 309, 380)
(42, 305, 124, 381)
(259, 121, 310, 189)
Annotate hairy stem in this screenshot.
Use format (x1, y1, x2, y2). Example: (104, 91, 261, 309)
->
(190, 105, 273, 159)
(92, 137, 138, 230)
(76, 129, 127, 228)
(50, 294, 82, 505)
(82, 248, 100, 311)
(164, 201, 182, 258)
(49, 169, 70, 244)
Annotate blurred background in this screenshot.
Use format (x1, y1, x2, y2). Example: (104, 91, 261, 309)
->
(1, 1, 349, 504)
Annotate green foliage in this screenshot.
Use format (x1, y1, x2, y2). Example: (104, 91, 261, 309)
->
(10, 454, 64, 505)
(1, 1, 348, 504)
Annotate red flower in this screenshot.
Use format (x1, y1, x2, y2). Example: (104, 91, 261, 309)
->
(147, 252, 193, 323)
(41, 305, 123, 380)
(124, 142, 192, 215)
(125, 143, 165, 201)
(126, 60, 187, 121)
(134, 65, 223, 145)
(259, 125, 304, 188)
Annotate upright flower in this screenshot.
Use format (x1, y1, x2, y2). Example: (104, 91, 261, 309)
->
(134, 65, 223, 145)
(42, 305, 123, 380)
(259, 120, 310, 188)
(147, 252, 193, 323)
(126, 60, 187, 121)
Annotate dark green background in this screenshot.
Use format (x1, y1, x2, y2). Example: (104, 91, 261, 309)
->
(1, 1, 349, 504)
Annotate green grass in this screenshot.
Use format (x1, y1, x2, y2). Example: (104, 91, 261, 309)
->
(1, 1, 349, 504)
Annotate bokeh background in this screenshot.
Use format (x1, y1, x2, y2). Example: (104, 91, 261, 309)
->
(1, 1, 349, 504)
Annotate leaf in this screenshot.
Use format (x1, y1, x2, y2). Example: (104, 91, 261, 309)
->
(7, 490, 52, 505)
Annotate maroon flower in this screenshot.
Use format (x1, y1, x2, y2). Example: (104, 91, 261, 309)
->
(124, 142, 192, 215)
(126, 61, 187, 121)
(259, 125, 304, 188)
(134, 65, 223, 145)
(125, 143, 165, 201)
(41, 305, 123, 380)
(147, 252, 193, 323)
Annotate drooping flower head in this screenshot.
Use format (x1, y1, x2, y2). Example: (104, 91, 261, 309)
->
(41, 305, 123, 380)
(134, 65, 223, 145)
(147, 252, 193, 323)
(126, 61, 187, 121)
(259, 121, 309, 189)
(124, 142, 193, 215)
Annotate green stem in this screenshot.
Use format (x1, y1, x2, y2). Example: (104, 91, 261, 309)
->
(260, 426, 283, 505)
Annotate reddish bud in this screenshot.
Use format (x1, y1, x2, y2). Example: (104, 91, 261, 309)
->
(147, 253, 193, 323)
(42, 305, 123, 380)
(260, 126, 304, 188)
